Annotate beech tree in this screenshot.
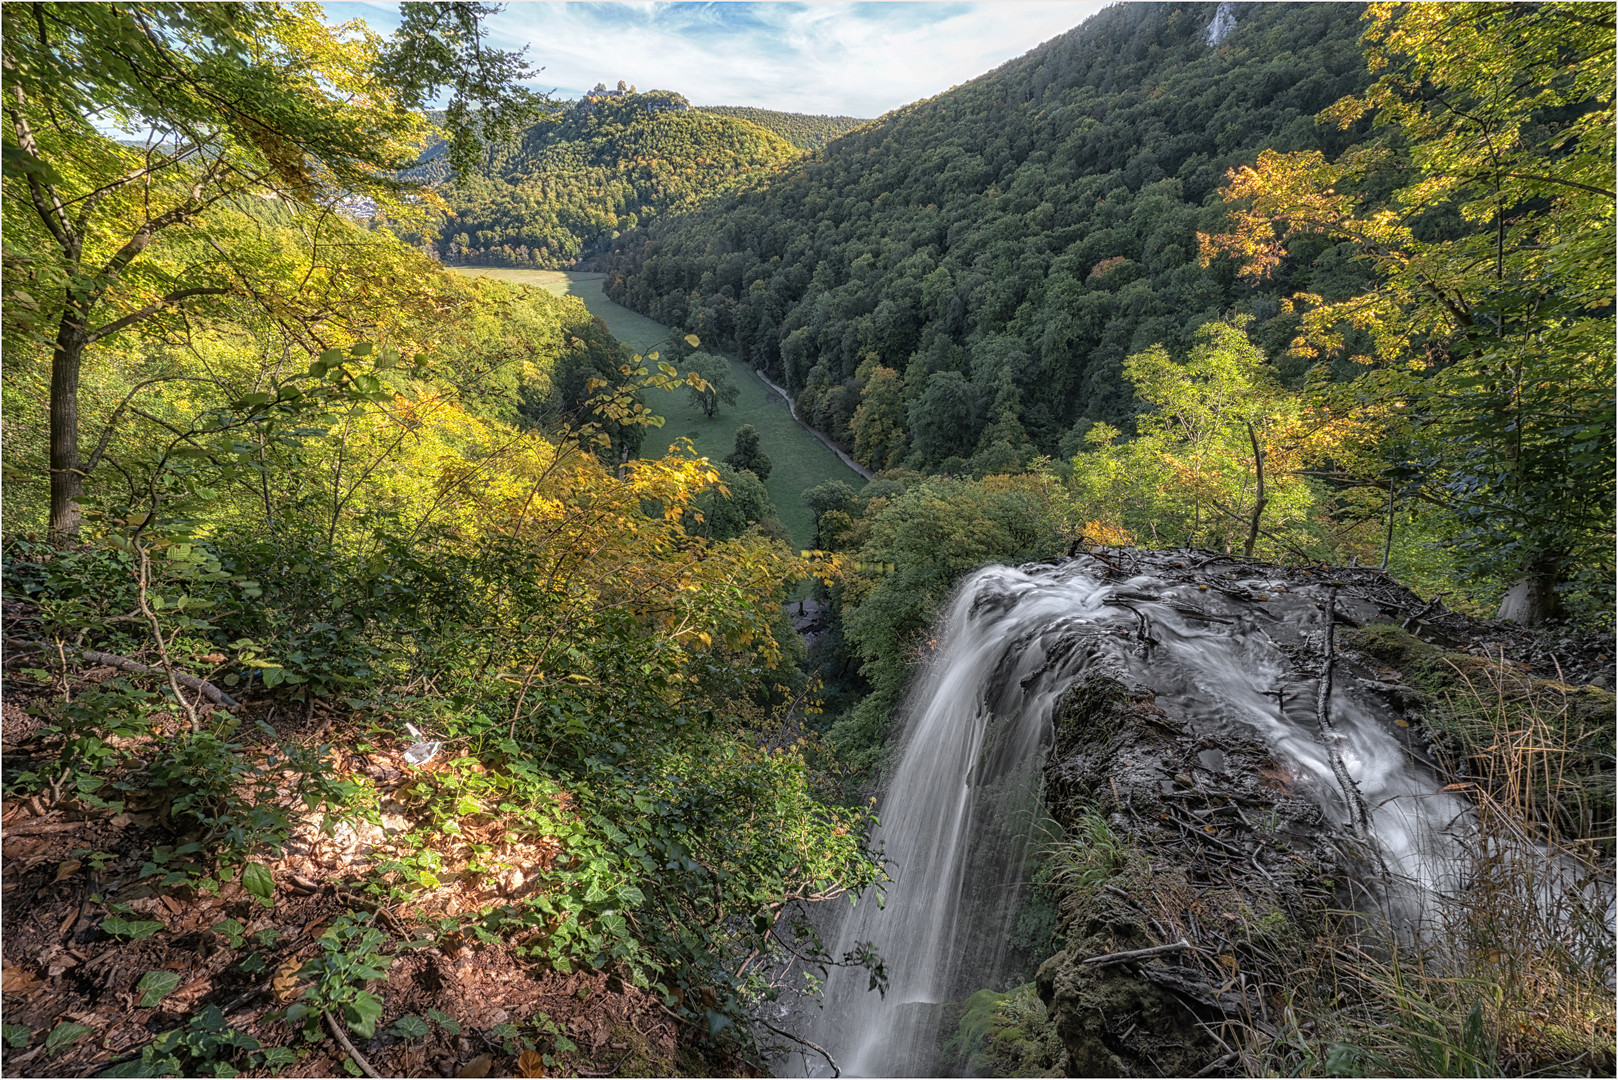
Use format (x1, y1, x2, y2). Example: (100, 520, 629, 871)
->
(2, 1, 543, 539)
(1200, 2, 1615, 621)
(682, 351, 739, 419)
(1073, 321, 1373, 558)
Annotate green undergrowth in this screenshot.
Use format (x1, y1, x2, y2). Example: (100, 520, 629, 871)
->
(942, 984, 1062, 1077)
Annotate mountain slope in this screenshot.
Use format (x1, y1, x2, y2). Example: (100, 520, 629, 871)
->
(695, 105, 867, 150)
(423, 90, 800, 268)
(600, 3, 1377, 471)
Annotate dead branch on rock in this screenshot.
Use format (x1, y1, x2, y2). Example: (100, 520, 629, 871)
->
(1314, 587, 1370, 834)
(1081, 938, 1195, 966)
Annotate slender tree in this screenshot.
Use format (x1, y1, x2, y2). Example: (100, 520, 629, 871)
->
(2, 1, 544, 539)
(1201, 2, 1615, 620)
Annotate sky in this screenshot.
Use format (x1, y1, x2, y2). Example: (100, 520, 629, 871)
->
(322, 1, 1112, 118)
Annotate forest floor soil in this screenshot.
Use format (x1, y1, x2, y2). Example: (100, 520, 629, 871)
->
(0, 677, 704, 1079)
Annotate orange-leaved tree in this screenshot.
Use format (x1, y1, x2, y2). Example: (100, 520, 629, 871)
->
(1199, 1, 1615, 621)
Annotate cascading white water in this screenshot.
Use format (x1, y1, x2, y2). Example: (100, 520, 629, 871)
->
(790, 557, 1487, 1077)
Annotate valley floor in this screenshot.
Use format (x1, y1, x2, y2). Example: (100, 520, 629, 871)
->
(449, 267, 865, 552)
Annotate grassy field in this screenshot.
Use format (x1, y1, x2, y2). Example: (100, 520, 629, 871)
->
(451, 267, 864, 551)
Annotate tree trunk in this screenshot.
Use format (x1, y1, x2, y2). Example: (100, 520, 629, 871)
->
(1243, 421, 1266, 559)
(48, 313, 89, 540)
(1497, 567, 1559, 624)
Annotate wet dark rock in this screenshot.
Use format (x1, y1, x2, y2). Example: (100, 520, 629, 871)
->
(1033, 548, 1615, 1077)
(1039, 670, 1345, 1078)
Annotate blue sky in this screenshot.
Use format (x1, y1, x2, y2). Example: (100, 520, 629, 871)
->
(323, 1, 1111, 117)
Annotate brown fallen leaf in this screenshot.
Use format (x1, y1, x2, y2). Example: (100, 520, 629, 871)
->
(517, 1048, 546, 1078)
(272, 960, 304, 1003)
(458, 1053, 493, 1078)
(53, 859, 82, 883)
(0, 966, 42, 993)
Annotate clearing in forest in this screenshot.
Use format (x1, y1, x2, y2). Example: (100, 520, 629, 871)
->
(451, 267, 863, 549)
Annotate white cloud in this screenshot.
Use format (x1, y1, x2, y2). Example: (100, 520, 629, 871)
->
(324, 1, 1112, 117)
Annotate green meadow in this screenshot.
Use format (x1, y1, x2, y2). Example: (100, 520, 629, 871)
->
(451, 267, 864, 551)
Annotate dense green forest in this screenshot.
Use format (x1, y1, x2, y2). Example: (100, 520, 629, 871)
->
(603, 4, 1380, 445)
(693, 106, 867, 150)
(399, 89, 799, 268)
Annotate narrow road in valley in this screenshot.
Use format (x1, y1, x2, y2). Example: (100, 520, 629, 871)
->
(449, 267, 867, 551)
(747, 367, 876, 482)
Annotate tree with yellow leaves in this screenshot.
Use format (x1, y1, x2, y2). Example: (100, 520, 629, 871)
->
(1200, 2, 1615, 620)
(1072, 321, 1379, 559)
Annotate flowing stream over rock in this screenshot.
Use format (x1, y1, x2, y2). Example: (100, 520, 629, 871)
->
(790, 555, 1493, 1077)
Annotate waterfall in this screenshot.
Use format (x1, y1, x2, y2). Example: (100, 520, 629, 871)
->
(787, 556, 1502, 1076)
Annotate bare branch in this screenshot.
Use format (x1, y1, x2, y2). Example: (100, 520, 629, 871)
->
(87, 286, 231, 343)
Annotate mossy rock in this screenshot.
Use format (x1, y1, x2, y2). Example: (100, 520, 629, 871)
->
(1342, 622, 1445, 672)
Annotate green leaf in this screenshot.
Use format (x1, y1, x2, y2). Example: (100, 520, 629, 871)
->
(102, 916, 164, 940)
(210, 919, 246, 947)
(46, 1021, 94, 1053)
(2, 1023, 31, 1048)
(389, 1015, 429, 1040)
(426, 1008, 460, 1035)
(136, 969, 182, 1007)
(259, 1047, 297, 1067)
(240, 863, 275, 903)
(344, 990, 384, 1039)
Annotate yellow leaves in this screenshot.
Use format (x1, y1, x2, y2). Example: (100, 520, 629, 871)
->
(1079, 520, 1134, 547)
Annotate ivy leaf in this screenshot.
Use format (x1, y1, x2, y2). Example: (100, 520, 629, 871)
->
(211, 919, 246, 947)
(389, 1015, 429, 1040)
(101, 916, 164, 940)
(344, 990, 384, 1039)
(136, 969, 182, 1007)
(241, 863, 275, 904)
(426, 1008, 460, 1035)
(45, 1021, 94, 1053)
(2, 1023, 31, 1048)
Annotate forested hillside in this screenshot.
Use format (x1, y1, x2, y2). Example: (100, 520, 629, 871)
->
(0, 8, 874, 1077)
(412, 90, 799, 268)
(695, 106, 867, 150)
(601, 3, 1374, 459)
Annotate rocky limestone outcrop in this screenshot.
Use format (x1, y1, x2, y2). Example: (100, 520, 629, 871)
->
(1031, 548, 1614, 1077)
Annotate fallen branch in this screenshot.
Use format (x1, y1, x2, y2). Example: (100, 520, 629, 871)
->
(1081, 939, 1194, 966)
(756, 1017, 840, 1078)
(80, 649, 240, 711)
(1401, 592, 1449, 631)
(1314, 587, 1370, 834)
(324, 1011, 381, 1079)
(1192, 1051, 1240, 1077)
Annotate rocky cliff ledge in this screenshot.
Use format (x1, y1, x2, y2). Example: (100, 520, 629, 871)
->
(1032, 548, 1614, 1078)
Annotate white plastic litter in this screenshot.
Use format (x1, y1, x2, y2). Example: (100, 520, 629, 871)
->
(402, 722, 441, 766)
